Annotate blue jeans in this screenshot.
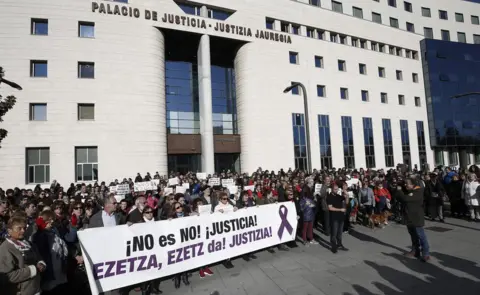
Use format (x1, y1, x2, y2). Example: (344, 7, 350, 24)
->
(407, 226, 430, 256)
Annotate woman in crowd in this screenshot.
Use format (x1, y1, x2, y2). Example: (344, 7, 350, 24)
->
(359, 180, 375, 226)
(300, 190, 317, 245)
(0, 216, 46, 295)
(169, 202, 191, 289)
(373, 181, 392, 226)
(32, 210, 69, 295)
(462, 173, 480, 221)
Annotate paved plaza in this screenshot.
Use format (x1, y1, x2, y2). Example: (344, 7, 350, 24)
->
(154, 218, 480, 295)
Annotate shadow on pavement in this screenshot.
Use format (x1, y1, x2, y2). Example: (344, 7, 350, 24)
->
(443, 221, 480, 232)
(348, 228, 407, 254)
(342, 251, 480, 295)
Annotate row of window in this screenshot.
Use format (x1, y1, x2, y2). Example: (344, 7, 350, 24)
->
(29, 103, 94, 121)
(303, 1, 480, 44)
(31, 19, 95, 37)
(292, 113, 427, 169)
(30, 60, 95, 78)
(265, 18, 419, 60)
(289, 52, 420, 82)
(26, 147, 98, 184)
(177, 2, 233, 20)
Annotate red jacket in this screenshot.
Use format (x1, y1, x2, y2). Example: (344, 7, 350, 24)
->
(373, 187, 391, 202)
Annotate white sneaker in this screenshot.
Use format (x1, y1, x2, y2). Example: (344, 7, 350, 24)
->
(309, 240, 319, 245)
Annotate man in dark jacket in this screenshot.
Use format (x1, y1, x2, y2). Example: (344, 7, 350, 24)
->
(395, 178, 430, 262)
(317, 176, 331, 235)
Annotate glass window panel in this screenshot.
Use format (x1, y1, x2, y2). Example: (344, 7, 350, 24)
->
(28, 166, 34, 183)
(76, 148, 87, 163)
(34, 166, 45, 183)
(88, 147, 98, 163)
(46, 165, 50, 183)
(27, 149, 40, 165)
(83, 164, 93, 181)
(39, 149, 49, 165)
(79, 22, 95, 38)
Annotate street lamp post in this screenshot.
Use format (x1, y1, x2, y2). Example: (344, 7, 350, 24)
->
(284, 82, 312, 173)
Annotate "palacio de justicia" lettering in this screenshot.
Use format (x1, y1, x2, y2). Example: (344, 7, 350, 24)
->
(91, 2, 292, 44)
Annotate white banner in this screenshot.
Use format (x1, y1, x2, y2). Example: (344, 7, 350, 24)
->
(134, 181, 157, 192)
(168, 178, 178, 186)
(314, 184, 322, 194)
(226, 185, 238, 195)
(222, 179, 234, 187)
(115, 184, 130, 196)
(244, 185, 254, 191)
(196, 172, 207, 180)
(175, 185, 186, 194)
(78, 203, 298, 294)
(208, 178, 220, 186)
(163, 187, 173, 195)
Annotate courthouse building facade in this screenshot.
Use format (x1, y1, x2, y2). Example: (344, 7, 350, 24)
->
(0, 0, 479, 187)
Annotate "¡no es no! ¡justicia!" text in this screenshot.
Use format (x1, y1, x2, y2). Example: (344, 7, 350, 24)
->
(91, 2, 292, 44)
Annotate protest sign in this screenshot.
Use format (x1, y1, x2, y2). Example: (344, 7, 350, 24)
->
(221, 179, 234, 187)
(168, 178, 178, 186)
(78, 203, 298, 294)
(314, 184, 322, 194)
(175, 186, 186, 194)
(198, 204, 211, 215)
(208, 178, 220, 186)
(244, 185, 254, 191)
(109, 186, 116, 193)
(346, 178, 360, 188)
(134, 181, 157, 192)
(226, 185, 238, 195)
(163, 187, 173, 195)
(116, 184, 130, 196)
(196, 172, 207, 180)
(182, 182, 190, 189)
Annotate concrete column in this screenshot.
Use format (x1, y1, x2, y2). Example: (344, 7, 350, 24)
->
(197, 34, 215, 174)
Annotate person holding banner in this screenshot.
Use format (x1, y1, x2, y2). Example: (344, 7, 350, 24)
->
(168, 202, 191, 289)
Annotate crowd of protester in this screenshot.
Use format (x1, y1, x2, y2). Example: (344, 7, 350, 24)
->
(1, 163, 479, 295)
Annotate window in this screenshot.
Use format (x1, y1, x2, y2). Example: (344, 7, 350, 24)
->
(179, 3, 201, 15)
(435, 150, 444, 166)
(361, 90, 369, 102)
(30, 60, 47, 77)
(457, 32, 467, 43)
(78, 62, 94, 78)
(280, 22, 289, 33)
(317, 85, 326, 97)
(31, 18, 48, 35)
(290, 82, 300, 95)
(439, 10, 448, 20)
(29, 103, 47, 121)
(474, 34, 480, 44)
(400, 120, 411, 167)
(341, 116, 355, 168)
(396, 48, 402, 56)
(412, 51, 418, 60)
(307, 27, 314, 38)
(75, 147, 99, 181)
(314, 56, 324, 68)
(406, 22, 415, 33)
(382, 119, 394, 167)
(398, 94, 405, 105)
(318, 115, 332, 169)
(353, 7, 363, 19)
(78, 21, 95, 38)
(448, 149, 458, 166)
(292, 25, 300, 35)
(339, 35, 347, 44)
(472, 15, 480, 25)
(292, 114, 307, 170)
(424, 27, 434, 39)
(340, 87, 348, 99)
(351, 38, 358, 47)
(455, 13, 464, 23)
(78, 104, 95, 120)
(363, 118, 376, 168)
(359, 63, 367, 75)
(381, 92, 388, 104)
(422, 7, 431, 17)
(330, 33, 338, 43)
(372, 12, 382, 23)
(371, 42, 378, 51)
(404, 2, 412, 12)
(388, 0, 396, 8)
(266, 19, 274, 29)
(412, 73, 418, 83)
(396, 70, 403, 81)
(360, 40, 367, 49)
(441, 30, 450, 41)
(338, 60, 346, 71)
(332, 1, 343, 13)
(289, 51, 298, 64)
(26, 148, 50, 184)
(390, 18, 399, 28)
(378, 67, 386, 78)
(379, 44, 385, 53)
(406, 50, 412, 58)
(414, 96, 421, 107)
(309, 0, 321, 6)
(317, 30, 325, 40)
(389, 46, 395, 55)
(207, 8, 232, 20)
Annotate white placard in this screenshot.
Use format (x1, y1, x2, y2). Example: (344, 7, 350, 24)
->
(79, 203, 298, 295)
(182, 182, 190, 189)
(163, 187, 173, 195)
(208, 178, 221, 186)
(198, 204, 212, 215)
(168, 178, 178, 187)
(314, 184, 323, 194)
(115, 184, 130, 196)
(175, 186, 186, 194)
(244, 185, 254, 191)
(222, 179, 234, 187)
(226, 185, 238, 195)
(109, 186, 116, 193)
(134, 181, 157, 192)
(196, 173, 207, 180)
(346, 178, 360, 188)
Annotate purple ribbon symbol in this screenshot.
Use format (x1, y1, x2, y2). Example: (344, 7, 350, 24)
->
(277, 205, 293, 239)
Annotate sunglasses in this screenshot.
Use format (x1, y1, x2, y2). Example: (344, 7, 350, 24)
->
(74, 207, 83, 210)
(175, 206, 182, 210)
(144, 211, 153, 214)
(222, 198, 228, 200)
